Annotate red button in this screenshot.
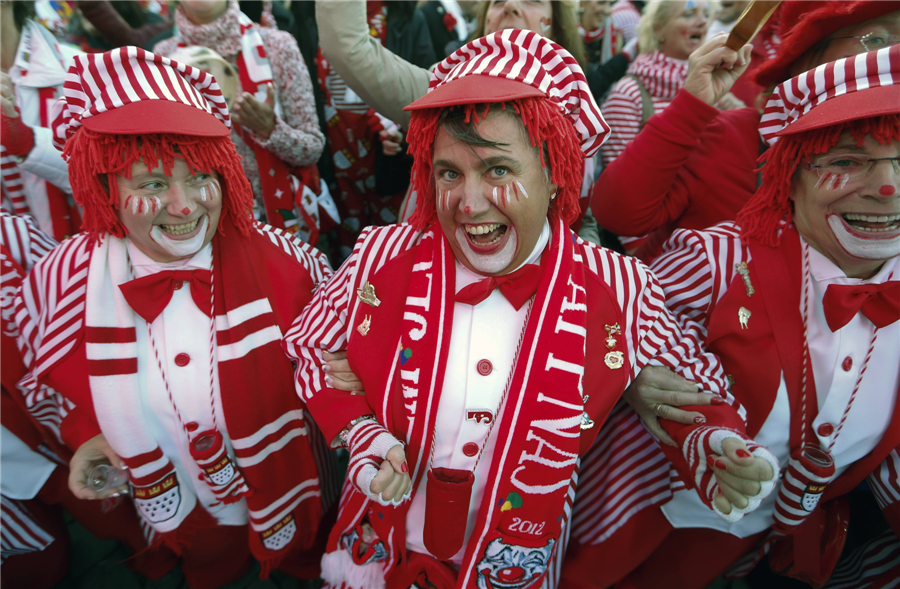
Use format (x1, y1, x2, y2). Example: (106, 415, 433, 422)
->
(462, 442, 479, 457)
(817, 423, 835, 437)
(476, 359, 493, 376)
(174, 353, 190, 367)
(841, 356, 853, 372)
(185, 421, 199, 432)
(173, 281, 185, 290)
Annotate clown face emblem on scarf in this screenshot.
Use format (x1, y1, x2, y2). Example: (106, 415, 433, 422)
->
(801, 482, 827, 512)
(476, 537, 555, 589)
(132, 473, 181, 524)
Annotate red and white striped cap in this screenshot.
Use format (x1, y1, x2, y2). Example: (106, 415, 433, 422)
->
(51, 46, 231, 151)
(404, 29, 610, 157)
(759, 45, 900, 146)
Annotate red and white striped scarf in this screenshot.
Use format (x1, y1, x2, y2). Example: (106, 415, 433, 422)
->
(323, 218, 588, 589)
(83, 219, 323, 574)
(627, 51, 689, 101)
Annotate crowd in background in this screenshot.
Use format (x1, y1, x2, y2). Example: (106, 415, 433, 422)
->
(2, 1, 899, 588)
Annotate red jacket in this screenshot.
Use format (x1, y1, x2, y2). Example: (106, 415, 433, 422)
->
(592, 89, 761, 259)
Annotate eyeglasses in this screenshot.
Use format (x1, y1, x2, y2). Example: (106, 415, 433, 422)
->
(802, 153, 900, 182)
(829, 32, 900, 53)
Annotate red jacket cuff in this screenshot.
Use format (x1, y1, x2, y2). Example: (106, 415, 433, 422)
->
(60, 406, 102, 451)
(306, 388, 377, 446)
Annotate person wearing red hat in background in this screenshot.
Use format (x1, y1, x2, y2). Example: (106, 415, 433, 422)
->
(1, 212, 180, 586)
(283, 29, 734, 589)
(1, 1, 84, 242)
(12, 48, 338, 588)
(593, 1, 899, 263)
(569, 45, 900, 588)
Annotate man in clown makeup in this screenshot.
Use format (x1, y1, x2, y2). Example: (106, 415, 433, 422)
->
(284, 30, 734, 589)
(577, 45, 900, 588)
(13, 48, 336, 588)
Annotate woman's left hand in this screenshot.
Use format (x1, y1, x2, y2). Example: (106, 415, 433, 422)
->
(623, 366, 722, 446)
(232, 83, 276, 139)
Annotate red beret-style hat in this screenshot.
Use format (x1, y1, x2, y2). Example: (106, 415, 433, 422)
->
(405, 29, 610, 157)
(51, 46, 231, 150)
(759, 44, 900, 145)
(753, 0, 898, 88)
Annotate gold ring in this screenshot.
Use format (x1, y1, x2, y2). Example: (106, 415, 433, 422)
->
(652, 402, 665, 416)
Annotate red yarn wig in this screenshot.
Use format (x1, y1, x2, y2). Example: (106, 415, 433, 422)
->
(62, 127, 255, 242)
(406, 97, 586, 230)
(737, 114, 900, 247)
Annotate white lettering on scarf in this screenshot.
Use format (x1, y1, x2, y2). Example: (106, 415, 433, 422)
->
(511, 277, 587, 495)
(401, 254, 434, 438)
(510, 277, 586, 495)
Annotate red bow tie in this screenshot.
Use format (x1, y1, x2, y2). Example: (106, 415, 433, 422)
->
(822, 281, 900, 332)
(119, 269, 213, 324)
(455, 264, 542, 310)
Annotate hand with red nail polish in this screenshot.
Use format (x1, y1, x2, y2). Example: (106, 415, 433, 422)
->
(345, 420, 412, 506)
(711, 438, 777, 513)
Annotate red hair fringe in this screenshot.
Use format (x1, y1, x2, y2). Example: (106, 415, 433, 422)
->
(737, 114, 900, 246)
(406, 97, 585, 230)
(62, 128, 255, 242)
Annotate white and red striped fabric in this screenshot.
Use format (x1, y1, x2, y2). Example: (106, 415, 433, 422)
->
(759, 45, 900, 145)
(611, 0, 642, 43)
(285, 222, 733, 587)
(0, 497, 54, 562)
(0, 150, 31, 217)
(50, 46, 231, 150)
(427, 29, 611, 157)
(600, 51, 688, 166)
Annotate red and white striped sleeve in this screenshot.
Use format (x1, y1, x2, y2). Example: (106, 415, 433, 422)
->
(282, 226, 377, 443)
(12, 235, 91, 447)
(599, 78, 643, 167)
(1, 213, 57, 273)
(868, 446, 900, 537)
(650, 224, 780, 518)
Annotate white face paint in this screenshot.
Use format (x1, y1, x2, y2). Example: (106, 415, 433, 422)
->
(515, 180, 529, 200)
(816, 173, 851, 191)
(149, 215, 211, 258)
(455, 225, 518, 274)
(827, 214, 900, 260)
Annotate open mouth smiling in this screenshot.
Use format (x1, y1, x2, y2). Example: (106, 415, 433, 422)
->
(158, 216, 204, 237)
(464, 223, 508, 246)
(840, 213, 900, 234)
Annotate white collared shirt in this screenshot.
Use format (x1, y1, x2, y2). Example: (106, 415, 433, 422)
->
(663, 242, 899, 537)
(126, 241, 247, 525)
(405, 221, 551, 563)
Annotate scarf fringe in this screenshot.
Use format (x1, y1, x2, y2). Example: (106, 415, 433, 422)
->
(152, 504, 218, 555)
(321, 549, 386, 589)
(738, 114, 900, 247)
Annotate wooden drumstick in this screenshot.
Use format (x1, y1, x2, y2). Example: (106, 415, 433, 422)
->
(725, 0, 781, 52)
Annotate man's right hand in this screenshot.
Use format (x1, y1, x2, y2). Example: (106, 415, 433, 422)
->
(68, 433, 129, 500)
(683, 33, 753, 107)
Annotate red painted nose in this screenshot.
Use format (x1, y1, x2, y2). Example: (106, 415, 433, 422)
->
(181, 207, 191, 215)
(498, 567, 525, 582)
(880, 185, 896, 196)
